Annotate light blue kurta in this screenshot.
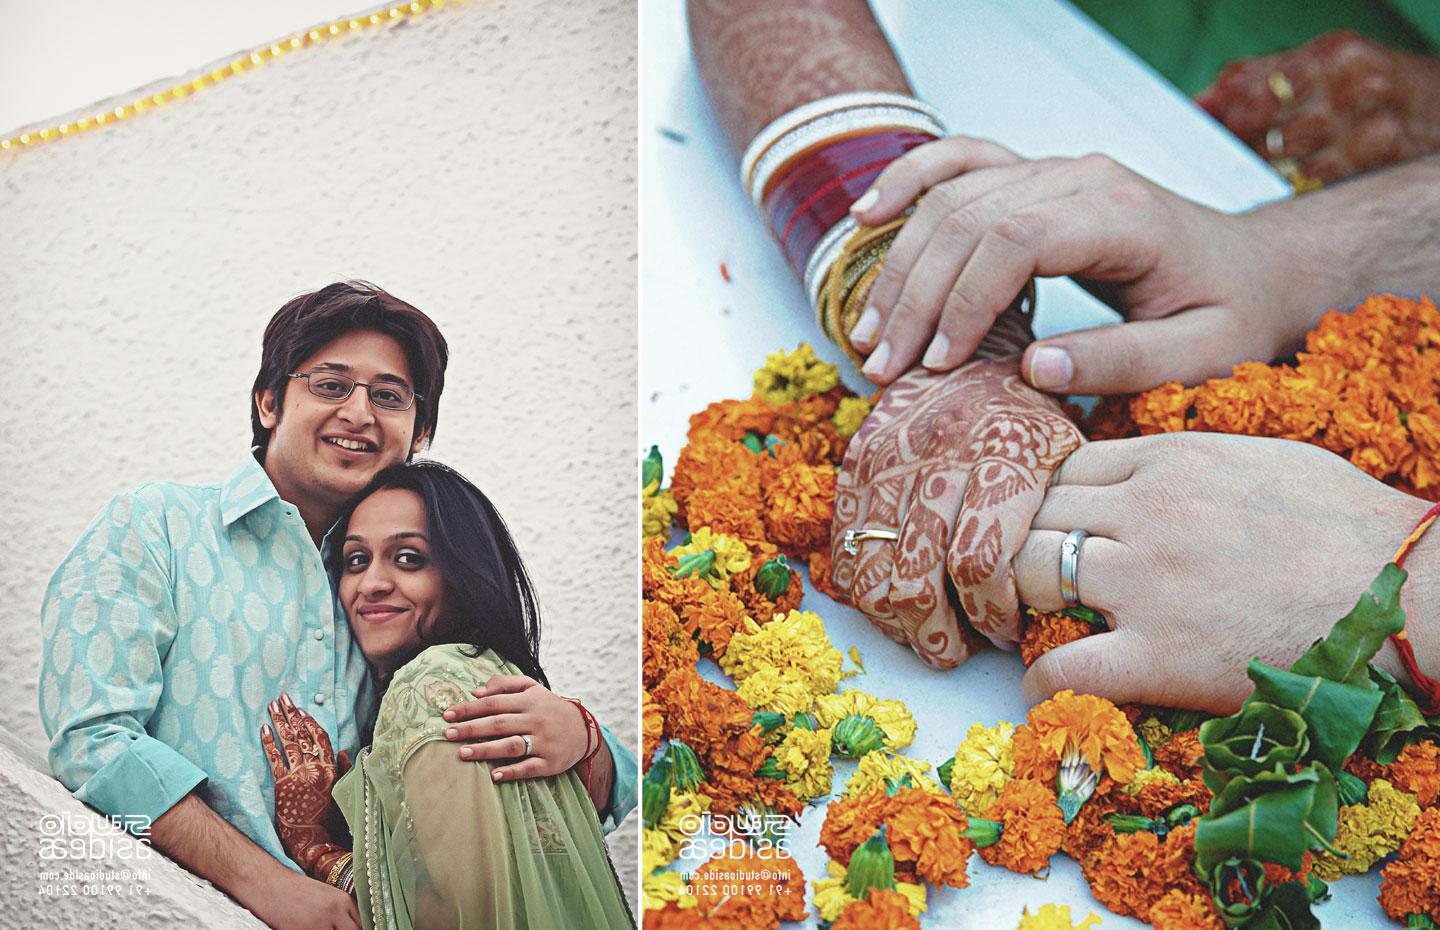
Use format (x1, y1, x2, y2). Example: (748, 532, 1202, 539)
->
(39, 454, 636, 869)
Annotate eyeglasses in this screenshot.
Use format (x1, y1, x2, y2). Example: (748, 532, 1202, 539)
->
(288, 371, 421, 411)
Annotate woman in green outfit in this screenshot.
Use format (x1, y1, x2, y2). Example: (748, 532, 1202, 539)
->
(261, 461, 634, 930)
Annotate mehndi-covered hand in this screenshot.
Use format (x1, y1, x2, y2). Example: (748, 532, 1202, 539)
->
(1196, 31, 1440, 184)
(830, 358, 1083, 668)
(261, 692, 348, 875)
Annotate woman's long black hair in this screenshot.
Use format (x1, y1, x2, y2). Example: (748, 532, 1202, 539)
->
(330, 460, 550, 688)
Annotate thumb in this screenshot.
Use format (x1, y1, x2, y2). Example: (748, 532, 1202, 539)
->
(1021, 631, 1154, 707)
(1022, 307, 1260, 395)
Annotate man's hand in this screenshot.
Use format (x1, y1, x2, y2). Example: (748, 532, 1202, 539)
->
(830, 358, 1083, 668)
(846, 136, 1310, 390)
(260, 693, 345, 874)
(241, 867, 360, 930)
(1196, 31, 1440, 184)
(1013, 432, 1436, 713)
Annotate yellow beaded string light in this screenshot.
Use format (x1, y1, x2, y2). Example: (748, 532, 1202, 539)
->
(2, 0, 461, 155)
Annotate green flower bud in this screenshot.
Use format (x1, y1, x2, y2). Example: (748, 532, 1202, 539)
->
(741, 432, 765, 454)
(641, 446, 663, 490)
(672, 550, 716, 580)
(833, 714, 886, 759)
(844, 825, 897, 899)
(962, 816, 1002, 848)
(752, 711, 787, 733)
(936, 757, 955, 793)
(884, 774, 913, 797)
(754, 555, 791, 598)
(1105, 813, 1161, 835)
(667, 741, 704, 792)
(790, 713, 815, 731)
(642, 754, 672, 828)
(756, 756, 786, 779)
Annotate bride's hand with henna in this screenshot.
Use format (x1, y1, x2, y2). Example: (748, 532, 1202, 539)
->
(829, 358, 1083, 668)
(1013, 432, 1437, 713)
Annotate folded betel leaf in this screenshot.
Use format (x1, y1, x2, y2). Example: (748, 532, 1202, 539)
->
(1200, 703, 1309, 780)
(1288, 562, 1407, 687)
(1246, 660, 1384, 771)
(642, 445, 663, 489)
(1334, 769, 1369, 807)
(1208, 858, 1268, 926)
(1196, 765, 1337, 873)
(1246, 881, 1321, 930)
(1367, 666, 1432, 764)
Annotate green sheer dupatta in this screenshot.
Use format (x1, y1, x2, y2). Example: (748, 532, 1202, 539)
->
(332, 645, 635, 930)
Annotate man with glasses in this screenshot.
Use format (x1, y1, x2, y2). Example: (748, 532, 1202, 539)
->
(38, 282, 634, 930)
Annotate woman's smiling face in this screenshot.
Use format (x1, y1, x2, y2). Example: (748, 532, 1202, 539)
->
(339, 487, 446, 676)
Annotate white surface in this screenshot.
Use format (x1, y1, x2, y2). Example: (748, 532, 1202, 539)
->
(0, 0, 385, 133)
(1, 0, 638, 918)
(640, 1, 1382, 926)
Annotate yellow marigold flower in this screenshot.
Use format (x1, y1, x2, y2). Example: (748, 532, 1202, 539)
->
(1122, 765, 1181, 797)
(842, 751, 943, 799)
(643, 826, 680, 869)
(718, 609, 844, 699)
(947, 721, 1016, 814)
(736, 666, 819, 718)
(1015, 902, 1103, 930)
(754, 342, 839, 405)
(813, 690, 917, 752)
(775, 725, 835, 801)
(811, 860, 928, 923)
(1313, 779, 1422, 880)
(670, 526, 752, 588)
(1136, 716, 1173, 751)
(832, 396, 873, 439)
(642, 869, 697, 912)
(642, 481, 678, 538)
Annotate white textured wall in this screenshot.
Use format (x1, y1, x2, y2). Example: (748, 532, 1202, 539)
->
(0, 0, 638, 918)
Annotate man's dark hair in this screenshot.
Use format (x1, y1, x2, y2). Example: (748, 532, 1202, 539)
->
(250, 282, 448, 457)
(329, 460, 549, 689)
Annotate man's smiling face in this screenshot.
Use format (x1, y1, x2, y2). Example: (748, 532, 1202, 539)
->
(255, 328, 428, 522)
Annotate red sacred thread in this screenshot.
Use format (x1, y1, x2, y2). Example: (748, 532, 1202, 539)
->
(568, 698, 604, 798)
(1390, 501, 1440, 713)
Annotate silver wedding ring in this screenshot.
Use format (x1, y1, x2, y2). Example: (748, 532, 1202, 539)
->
(843, 527, 899, 555)
(519, 734, 532, 759)
(1059, 530, 1088, 607)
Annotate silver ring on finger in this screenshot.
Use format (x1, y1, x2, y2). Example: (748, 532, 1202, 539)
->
(1059, 530, 1088, 607)
(843, 527, 899, 555)
(519, 734, 532, 759)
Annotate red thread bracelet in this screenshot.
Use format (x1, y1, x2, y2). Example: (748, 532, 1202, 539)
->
(1389, 501, 1440, 713)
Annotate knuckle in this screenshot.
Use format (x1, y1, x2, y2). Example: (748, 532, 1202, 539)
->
(937, 206, 984, 243)
(888, 293, 930, 327)
(1075, 151, 1120, 176)
(991, 211, 1045, 250)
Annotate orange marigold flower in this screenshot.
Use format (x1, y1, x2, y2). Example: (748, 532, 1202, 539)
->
(651, 666, 755, 756)
(820, 785, 975, 888)
(808, 550, 837, 597)
(1124, 774, 1211, 820)
(1083, 822, 1204, 920)
(1131, 382, 1196, 434)
(1020, 611, 1095, 667)
(687, 397, 778, 444)
(729, 545, 805, 622)
(1147, 889, 1224, 930)
(760, 453, 836, 555)
(1062, 778, 1122, 869)
(1391, 740, 1440, 808)
(1083, 394, 1140, 440)
(831, 888, 920, 930)
(643, 535, 680, 597)
(671, 435, 762, 520)
(683, 488, 768, 544)
(642, 689, 664, 766)
(678, 584, 753, 658)
(1381, 807, 1440, 923)
(1022, 690, 1146, 785)
(1152, 729, 1204, 782)
(1343, 752, 1388, 785)
(643, 600, 699, 689)
(978, 777, 1066, 874)
(690, 843, 807, 928)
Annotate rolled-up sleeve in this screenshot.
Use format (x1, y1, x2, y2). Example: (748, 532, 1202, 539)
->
(597, 722, 637, 835)
(39, 489, 206, 826)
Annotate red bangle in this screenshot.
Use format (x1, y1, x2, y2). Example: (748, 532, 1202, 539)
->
(1388, 501, 1440, 713)
(760, 129, 936, 276)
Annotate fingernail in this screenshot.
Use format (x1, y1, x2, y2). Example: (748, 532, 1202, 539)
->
(849, 306, 880, 349)
(493, 771, 504, 781)
(460, 746, 473, 759)
(281, 693, 293, 709)
(1028, 346, 1073, 391)
(445, 727, 458, 739)
(849, 188, 879, 215)
(268, 701, 278, 715)
(861, 341, 890, 380)
(443, 709, 456, 721)
(922, 334, 950, 369)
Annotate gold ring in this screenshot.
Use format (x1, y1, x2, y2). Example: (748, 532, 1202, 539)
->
(1265, 126, 1285, 159)
(1267, 71, 1296, 107)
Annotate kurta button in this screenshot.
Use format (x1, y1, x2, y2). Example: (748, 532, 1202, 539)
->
(312, 629, 324, 641)
(314, 693, 326, 705)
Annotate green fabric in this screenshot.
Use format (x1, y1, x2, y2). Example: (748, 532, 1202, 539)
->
(334, 644, 634, 930)
(1070, 0, 1440, 94)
